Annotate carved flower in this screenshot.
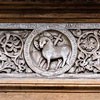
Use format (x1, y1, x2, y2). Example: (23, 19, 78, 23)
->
(75, 52, 96, 73)
(79, 33, 98, 53)
(17, 57, 26, 72)
(0, 58, 16, 73)
(82, 37, 97, 52)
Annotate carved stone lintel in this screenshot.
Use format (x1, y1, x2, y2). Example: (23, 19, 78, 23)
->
(0, 23, 100, 78)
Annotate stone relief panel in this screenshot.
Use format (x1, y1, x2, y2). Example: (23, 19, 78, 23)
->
(24, 25, 77, 76)
(0, 23, 100, 78)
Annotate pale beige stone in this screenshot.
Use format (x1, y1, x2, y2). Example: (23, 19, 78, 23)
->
(0, 93, 100, 100)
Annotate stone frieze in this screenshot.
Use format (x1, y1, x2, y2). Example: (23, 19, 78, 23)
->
(0, 23, 100, 78)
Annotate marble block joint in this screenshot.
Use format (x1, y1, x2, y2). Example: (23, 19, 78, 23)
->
(0, 23, 100, 78)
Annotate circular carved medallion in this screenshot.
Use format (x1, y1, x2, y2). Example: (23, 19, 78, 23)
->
(24, 24, 77, 76)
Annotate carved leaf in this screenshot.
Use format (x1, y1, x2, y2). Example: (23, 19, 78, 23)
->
(78, 52, 85, 60)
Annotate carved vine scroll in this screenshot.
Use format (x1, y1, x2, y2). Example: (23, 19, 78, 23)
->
(0, 23, 100, 78)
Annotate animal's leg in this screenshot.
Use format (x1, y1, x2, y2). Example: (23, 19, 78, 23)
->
(55, 59, 62, 70)
(42, 60, 46, 69)
(40, 59, 45, 68)
(38, 57, 43, 67)
(62, 58, 66, 68)
(46, 59, 50, 71)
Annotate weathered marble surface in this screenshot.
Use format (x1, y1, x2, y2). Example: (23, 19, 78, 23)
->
(0, 23, 100, 78)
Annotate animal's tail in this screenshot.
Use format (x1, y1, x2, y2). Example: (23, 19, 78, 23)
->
(66, 49, 71, 66)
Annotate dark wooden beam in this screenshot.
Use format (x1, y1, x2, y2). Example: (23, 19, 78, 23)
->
(0, 1, 99, 22)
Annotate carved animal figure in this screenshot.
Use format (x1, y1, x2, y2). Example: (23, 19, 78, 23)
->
(39, 37, 71, 71)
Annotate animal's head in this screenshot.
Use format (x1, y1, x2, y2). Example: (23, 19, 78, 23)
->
(39, 37, 50, 48)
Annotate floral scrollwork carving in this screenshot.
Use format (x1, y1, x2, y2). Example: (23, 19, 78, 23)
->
(0, 31, 32, 73)
(71, 30, 100, 73)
